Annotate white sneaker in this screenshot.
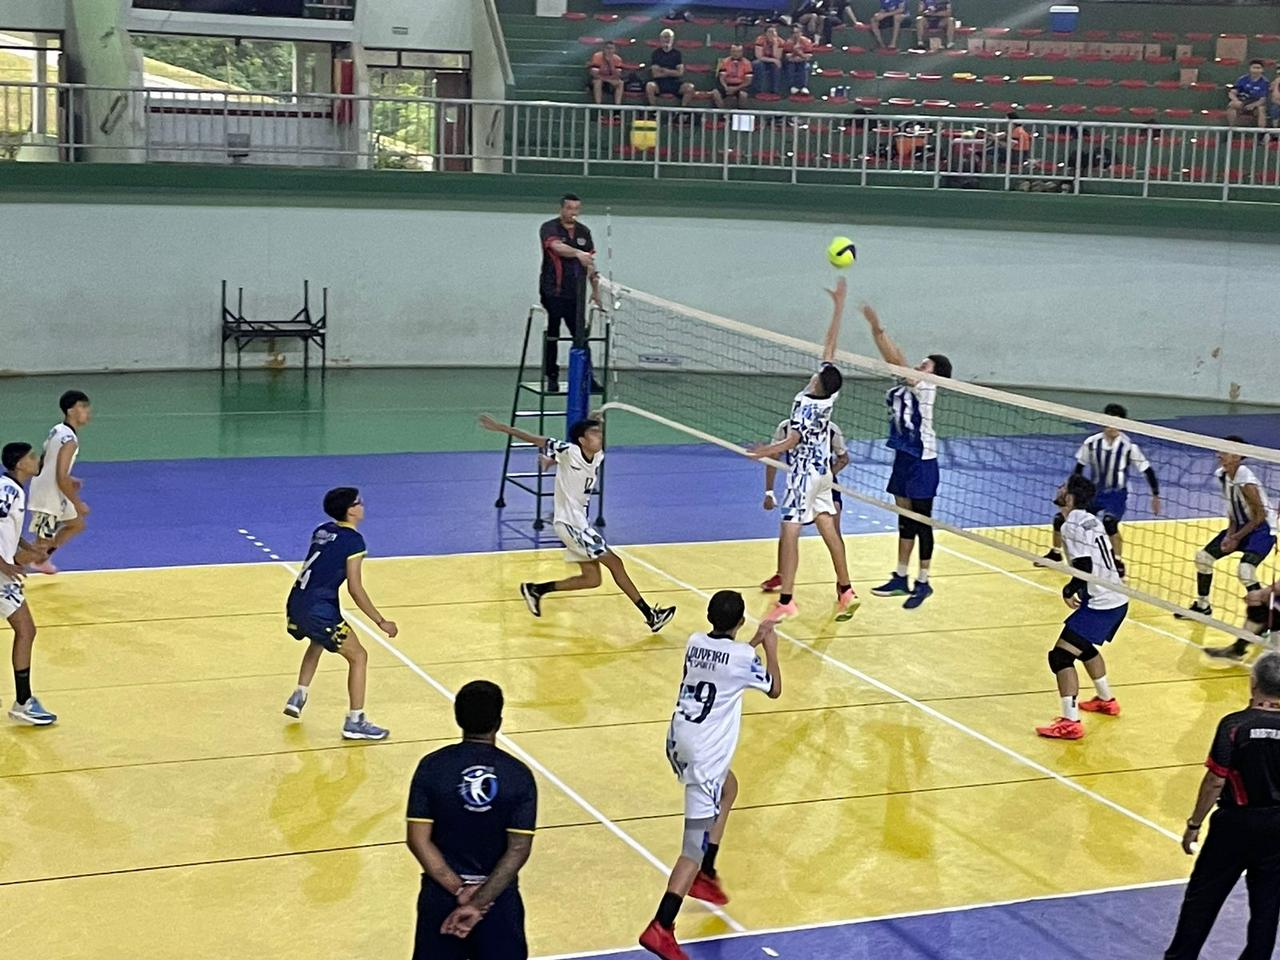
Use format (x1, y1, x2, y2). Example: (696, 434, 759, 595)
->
(9, 696, 57, 726)
(790, 86, 800, 94)
(800, 86, 810, 94)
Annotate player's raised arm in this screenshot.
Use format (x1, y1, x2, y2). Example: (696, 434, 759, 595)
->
(822, 277, 847, 363)
(750, 621, 783, 698)
(859, 302, 910, 370)
(748, 429, 801, 461)
(479, 414, 548, 450)
(346, 553, 397, 637)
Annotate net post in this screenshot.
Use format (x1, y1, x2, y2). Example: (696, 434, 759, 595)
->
(566, 270, 592, 428)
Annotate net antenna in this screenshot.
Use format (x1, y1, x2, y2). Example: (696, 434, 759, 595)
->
(600, 278, 1280, 644)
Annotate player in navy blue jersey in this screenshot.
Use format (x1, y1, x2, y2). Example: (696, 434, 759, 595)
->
(407, 680, 537, 960)
(283, 487, 397, 741)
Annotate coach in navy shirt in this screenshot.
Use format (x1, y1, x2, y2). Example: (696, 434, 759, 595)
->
(407, 680, 537, 960)
(1229, 59, 1270, 129)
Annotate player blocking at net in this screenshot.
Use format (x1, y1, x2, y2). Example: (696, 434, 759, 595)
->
(748, 277, 860, 623)
(639, 590, 782, 960)
(478, 415, 676, 633)
(1037, 475, 1127, 741)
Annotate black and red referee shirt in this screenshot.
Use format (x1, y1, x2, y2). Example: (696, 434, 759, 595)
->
(1206, 707, 1280, 809)
(539, 217, 595, 300)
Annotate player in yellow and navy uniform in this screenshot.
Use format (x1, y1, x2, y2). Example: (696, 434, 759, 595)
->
(283, 486, 398, 741)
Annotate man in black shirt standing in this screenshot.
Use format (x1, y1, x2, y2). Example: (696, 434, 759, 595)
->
(538, 194, 601, 394)
(1166, 651, 1280, 959)
(646, 29, 694, 108)
(406, 680, 537, 960)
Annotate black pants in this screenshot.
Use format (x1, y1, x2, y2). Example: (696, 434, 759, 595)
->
(413, 881, 527, 960)
(541, 294, 592, 384)
(1165, 808, 1280, 959)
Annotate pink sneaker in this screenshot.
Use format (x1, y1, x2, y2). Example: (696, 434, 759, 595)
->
(1079, 697, 1121, 716)
(835, 588, 861, 622)
(1035, 717, 1085, 740)
(760, 574, 783, 592)
(27, 559, 58, 575)
(765, 600, 798, 622)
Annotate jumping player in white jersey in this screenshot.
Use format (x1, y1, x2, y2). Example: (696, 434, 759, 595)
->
(760, 419, 849, 592)
(859, 302, 952, 610)
(1036, 474, 1128, 741)
(1, 442, 58, 726)
(639, 589, 781, 960)
(26, 390, 92, 575)
(1041, 403, 1161, 578)
(749, 277, 859, 623)
(479, 414, 676, 633)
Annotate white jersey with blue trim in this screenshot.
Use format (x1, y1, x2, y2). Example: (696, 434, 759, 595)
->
(885, 380, 937, 461)
(0, 475, 25, 569)
(1216, 464, 1272, 530)
(1075, 431, 1150, 493)
(668, 632, 773, 784)
(772, 418, 846, 474)
(29, 423, 78, 515)
(788, 384, 839, 475)
(1061, 509, 1127, 610)
(544, 438, 601, 530)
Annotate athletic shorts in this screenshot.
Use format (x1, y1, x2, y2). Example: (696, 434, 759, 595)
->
(286, 599, 350, 653)
(28, 497, 77, 539)
(1093, 488, 1128, 524)
(554, 521, 609, 563)
(716, 81, 746, 98)
(887, 451, 939, 500)
(780, 469, 837, 525)
(1206, 525, 1276, 563)
(654, 77, 683, 97)
(666, 735, 725, 821)
(1063, 601, 1128, 647)
(0, 578, 26, 620)
(413, 880, 528, 960)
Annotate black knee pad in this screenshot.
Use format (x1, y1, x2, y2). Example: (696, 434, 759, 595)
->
(1101, 514, 1119, 537)
(1048, 647, 1077, 674)
(1247, 603, 1271, 626)
(918, 524, 935, 561)
(1052, 513, 1065, 533)
(898, 514, 917, 540)
(1076, 640, 1099, 662)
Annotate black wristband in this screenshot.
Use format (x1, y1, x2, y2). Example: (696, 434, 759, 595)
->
(1186, 819, 1202, 830)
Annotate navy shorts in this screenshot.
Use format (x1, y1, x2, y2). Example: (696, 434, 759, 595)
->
(1063, 601, 1128, 647)
(887, 451, 939, 500)
(286, 599, 350, 653)
(414, 880, 528, 960)
(1093, 488, 1128, 523)
(1206, 525, 1276, 563)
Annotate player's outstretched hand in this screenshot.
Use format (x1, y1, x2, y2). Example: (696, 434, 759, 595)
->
(762, 492, 776, 511)
(1063, 593, 1082, 610)
(478, 414, 503, 433)
(745, 442, 771, 461)
(859, 302, 881, 329)
(826, 276, 847, 307)
(77, 500, 91, 517)
(441, 904, 486, 938)
(378, 618, 399, 638)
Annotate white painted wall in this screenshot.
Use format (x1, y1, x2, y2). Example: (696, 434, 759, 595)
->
(1, 202, 1275, 402)
(358, 0, 471, 51)
(0, 0, 66, 31)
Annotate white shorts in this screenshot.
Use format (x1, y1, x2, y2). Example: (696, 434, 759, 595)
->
(555, 521, 609, 563)
(779, 469, 836, 525)
(0, 578, 26, 619)
(667, 727, 726, 821)
(28, 498, 77, 540)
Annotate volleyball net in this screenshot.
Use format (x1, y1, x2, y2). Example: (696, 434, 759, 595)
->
(599, 279, 1280, 643)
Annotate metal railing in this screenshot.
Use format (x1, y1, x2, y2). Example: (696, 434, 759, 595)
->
(2, 82, 1278, 201)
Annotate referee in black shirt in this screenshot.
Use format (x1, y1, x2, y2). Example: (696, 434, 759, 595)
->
(538, 193, 601, 394)
(1166, 650, 1280, 960)
(406, 680, 537, 960)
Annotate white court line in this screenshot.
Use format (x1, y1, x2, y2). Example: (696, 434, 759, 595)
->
(532, 877, 1190, 960)
(617, 550, 1184, 845)
(273, 560, 745, 935)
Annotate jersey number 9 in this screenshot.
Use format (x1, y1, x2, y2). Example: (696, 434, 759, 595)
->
(681, 681, 718, 724)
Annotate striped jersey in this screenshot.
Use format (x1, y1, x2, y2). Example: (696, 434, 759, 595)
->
(1216, 465, 1272, 529)
(885, 380, 937, 461)
(772, 419, 846, 475)
(788, 382, 839, 474)
(1075, 431, 1151, 493)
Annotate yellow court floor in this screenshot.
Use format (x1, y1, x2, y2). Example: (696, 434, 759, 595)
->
(0, 525, 1259, 959)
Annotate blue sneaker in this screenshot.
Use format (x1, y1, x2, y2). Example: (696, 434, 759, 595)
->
(342, 714, 390, 741)
(870, 573, 911, 597)
(283, 689, 307, 719)
(9, 696, 57, 726)
(903, 580, 933, 609)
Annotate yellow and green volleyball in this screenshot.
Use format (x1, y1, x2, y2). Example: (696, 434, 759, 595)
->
(827, 236, 857, 269)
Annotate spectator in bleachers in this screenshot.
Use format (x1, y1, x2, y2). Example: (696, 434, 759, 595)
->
(990, 112, 1032, 166)
(646, 29, 695, 108)
(1228, 59, 1270, 129)
(871, 0, 909, 51)
(914, 0, 955, 50)
(587, 41, 624, 106)
(714, 43, 754, 108)
(753, 25, 785, 96)
(784, 25, 815, 96)
(795, 0, 860, 44)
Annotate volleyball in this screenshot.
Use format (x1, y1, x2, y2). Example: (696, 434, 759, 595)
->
(827, 237, 856, 268)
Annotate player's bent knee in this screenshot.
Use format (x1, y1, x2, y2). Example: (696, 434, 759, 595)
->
(1047, 647, 1077, 674)
(1075, 641, 1099, 662)
(1195, 549, 1215, 573)
(1238, 557, 1262, 586)
(682, 817, 715, 860)
(898, 515, 917, 540)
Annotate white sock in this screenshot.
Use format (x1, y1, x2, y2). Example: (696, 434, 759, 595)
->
(1061, 695, 1079, 721)
(1092, 675, 1113, 701)
(1198, 595, 1210, 604)
(347, 709, 363, 722)
(895, 564, 908, 577)
(916, 569, 930, 583)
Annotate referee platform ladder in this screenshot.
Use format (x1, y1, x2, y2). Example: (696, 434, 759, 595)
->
(494, 303, 611, 531)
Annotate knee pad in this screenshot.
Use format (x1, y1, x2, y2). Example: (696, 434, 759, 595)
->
(1101, 514, 1119, 537)
(1048, 647, 1077, 674)
(918, 524, 935, 561)
(682, 818, 714, 860)
(1239, 554, 1264, 588)
(1195, 549, 1215, 575)
(1052, 513, 1065, 533)
(898, 515, 917, 541)
(1076, 641, 1099, 663)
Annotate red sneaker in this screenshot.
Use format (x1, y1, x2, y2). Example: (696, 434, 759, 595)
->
(1079, 697, 1121, 716)
(1035, 717, 1085, 740)
(639, 920, 689, 960)
(688, 870, 729, 905)
(760, 573, 783, 592)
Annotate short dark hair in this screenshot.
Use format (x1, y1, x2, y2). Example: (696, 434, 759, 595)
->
(561, 193, 581, 205)
(817, 363, 843, 397)
(455, 680, 504, 736)
(1250, 58, 1264, 67)
(569, 418, 601, 444)
(927, 354, 952, 379)
(323, 486, 360, 521)
(1254, 652, 1280, 698)
(2, 442, 32, 472)
(707, 589, 746, 633)
(1102, 403, 1127, 419)
(1066, 473, 1096, 510)
(59, 390, 89, 414)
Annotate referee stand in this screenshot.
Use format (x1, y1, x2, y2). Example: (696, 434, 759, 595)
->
(495, 273, 610, 532)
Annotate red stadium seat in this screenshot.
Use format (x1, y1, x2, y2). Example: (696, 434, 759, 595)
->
(1149, 165, 1170, 178)
(884, 70, 911, 79)
(917, 73, 943, 82)
(957, 99, 985, 110)
(1085, 78, 1113, 88)
(1019, 28, 1044, 38)
(1164, 108, 1194, 119)
(984, 27, 1010, 37)
(876, 46, 900, 55)
(923, 98, 952, 107)
(1191, 81, 1219, 92)
(816, 67, 846, 77)
(593, 13, 619, 21)
(1119, 79, 1148, 89)
(563, 11, 587, 20)
(1129, 106, 1157, 118)
(1025, 102, 1052, 113)
(789, 92, 816, 102)
(1154, 80, 1181, 90)
(626, 15, 651, 22)
(1217, 58, 1242, 67)
(1085, 30, 1110, 40)
(1145, 55, 1172, 64)
(675, 39, 703, 49)
(844, 45, 868, 54)
(1007, 50, 1034, 60)
(1058, 103, 1087, 114)
(957, 25, 978, 35)
(888, 97, 917, 106)
(982, 74, 1007, 84)
(1111, 164, 1135, 177)
(1117, 31, 1144, 41)
(1020, 75, 1051, 84)
(1257, 34, 1280, 43)
(1178, 56, 1206, 66)
(1151, 31, 1176, 42)
(851, 69, 877, 80)
(1201, 108, 1228, 120)
(1043, 51, 1069, 61)
(755, 93, 782, 102)
(709, 40, 732, 50)
(685, 63, 712, 74)
(825, 95, 850, 104)
(855, 95, 882, 106)
(1110, 54, 1137, 64)
(1074, 53, 1103, 62)
(989, 99, 1015, 112)
(1094, 104, 1123, 115)
(1185, 32, 1213, 41)
(1053, 76, 1080, 86)
(972, 50, 999, 60)
(578, 35, 604, 45)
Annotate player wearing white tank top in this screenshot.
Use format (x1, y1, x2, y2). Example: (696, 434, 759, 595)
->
(26, 390, 92, 575)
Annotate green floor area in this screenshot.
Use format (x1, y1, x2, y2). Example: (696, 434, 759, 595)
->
(0, 368, 1271, 462)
